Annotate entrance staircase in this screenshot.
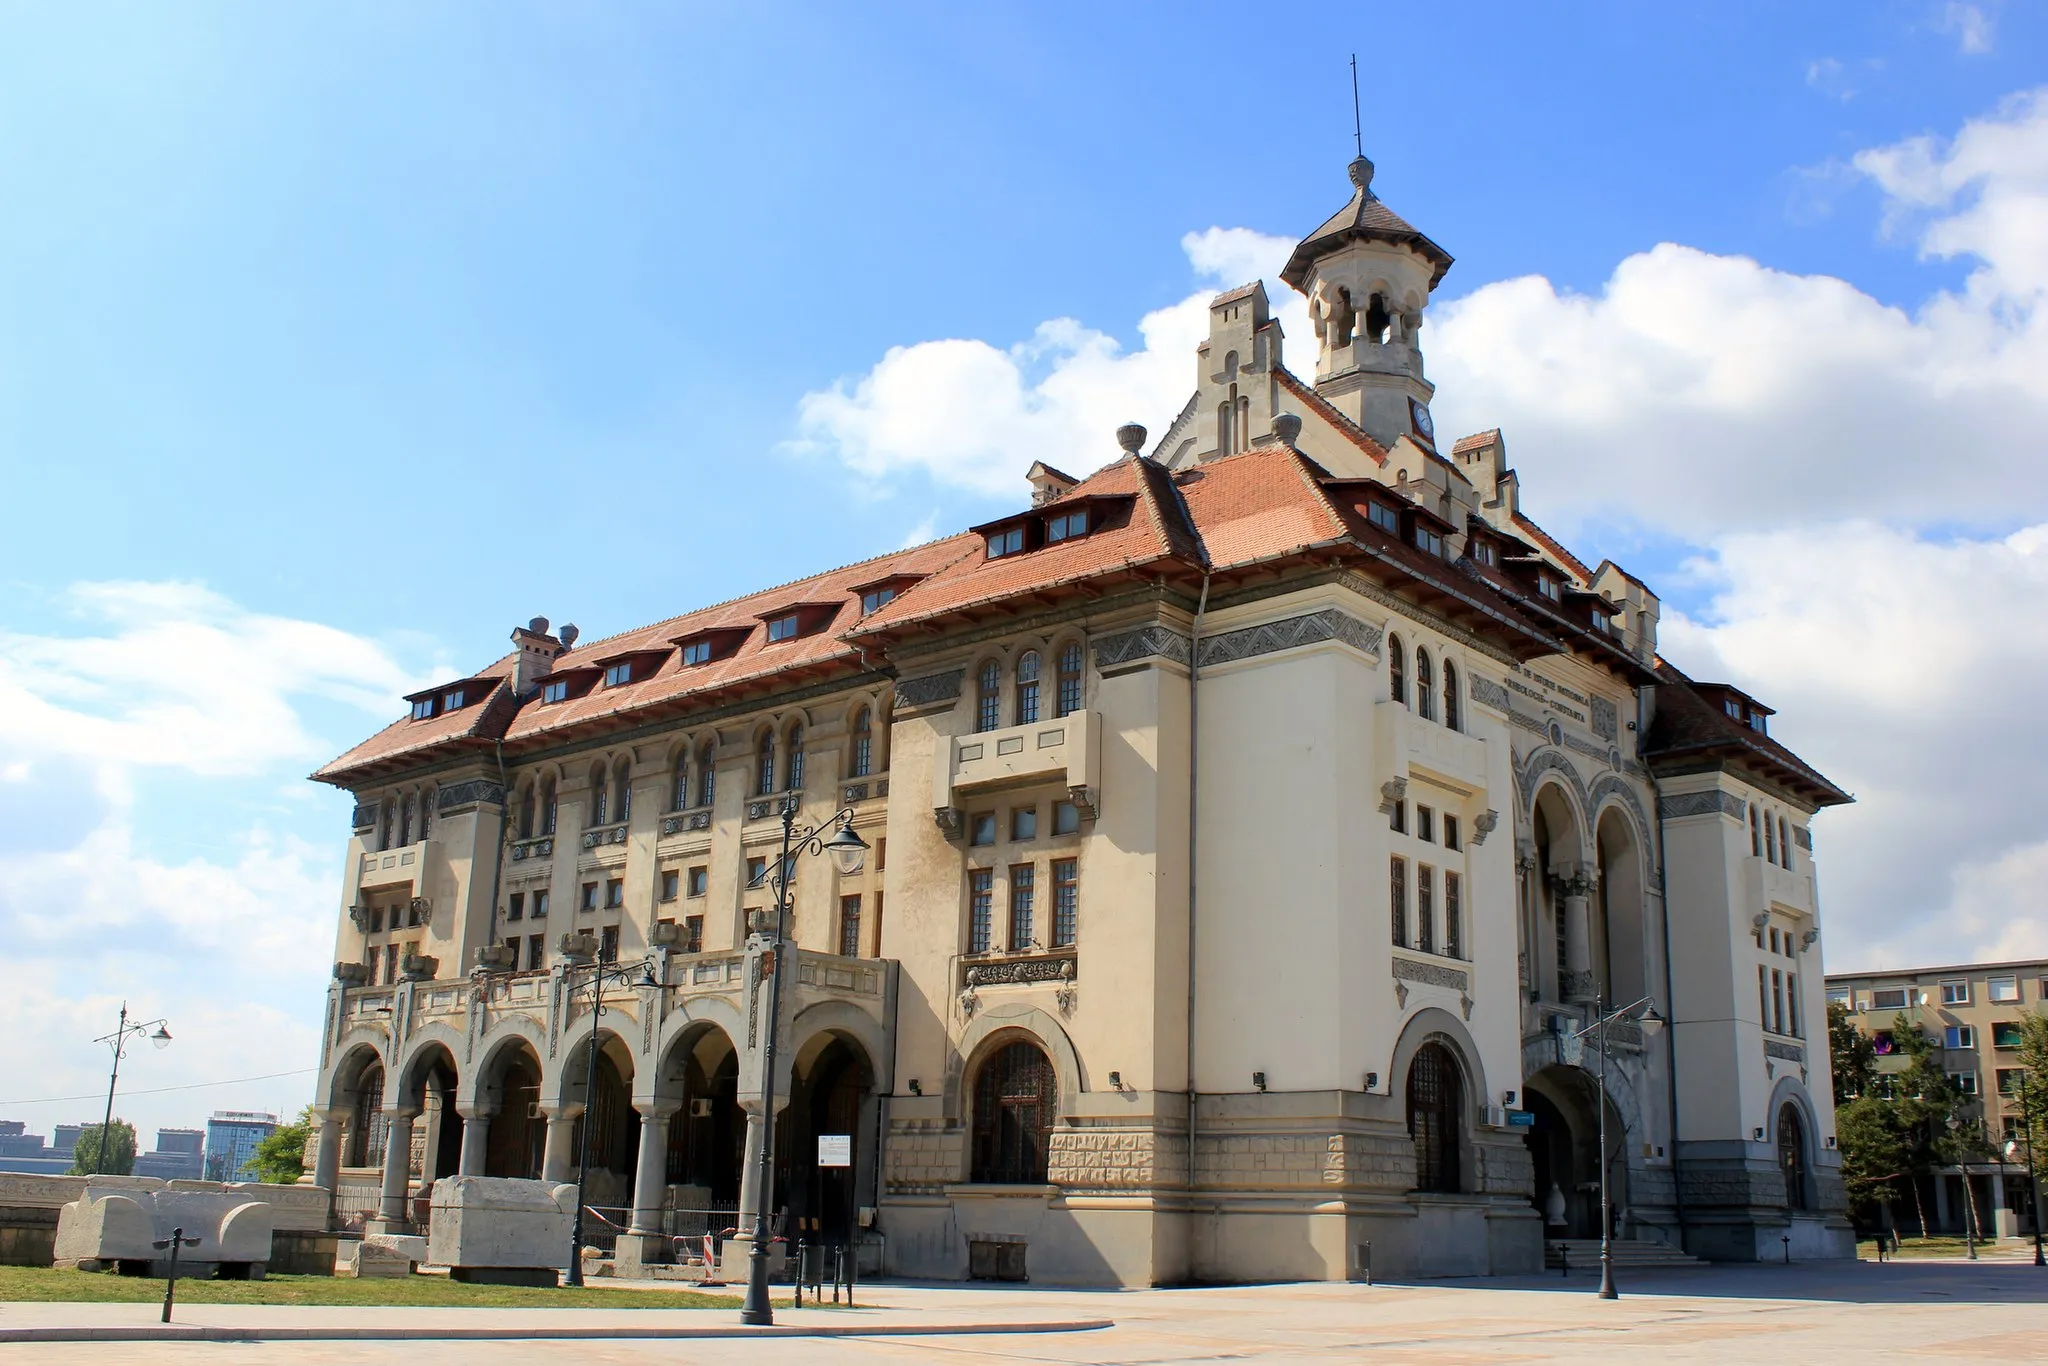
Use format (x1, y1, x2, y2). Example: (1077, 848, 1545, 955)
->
(1544, 1238, 1705, 1272)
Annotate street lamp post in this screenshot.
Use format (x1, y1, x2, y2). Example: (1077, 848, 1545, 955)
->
(563, 954, 659, 1288)
(2006, 1072, 2046, 1268)
(90, 1004, 171, 1175)
(1946, 1114, 1978, 1260)
(1569, 995, 1665, 1301)
(738, 799, 867, 1328)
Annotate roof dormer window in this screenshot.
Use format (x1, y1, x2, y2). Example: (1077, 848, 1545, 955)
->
(681, 640, 712, 665)
(410, 698, 435, 721)
(1470, 539, 1498, 567)
(443, 687, 467, 710)
(1725, 698, 1742, 720)
(604, 662, 635, 687)
(766, 612, 801, 643)
(1045, 508, 1089, 543)
(1366, 502, 1401, 536)
(1749, 713, 1768, 734)
(861, 585, 897, 615)
(1537, 574, 1561, 602)
(541, 679, 569, 704)
(1414, 526, 1444, 558)
(986, 526, 1025, 559)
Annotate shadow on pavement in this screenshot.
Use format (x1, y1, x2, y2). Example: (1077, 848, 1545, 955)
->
(1422, 1258, 2048, 1305)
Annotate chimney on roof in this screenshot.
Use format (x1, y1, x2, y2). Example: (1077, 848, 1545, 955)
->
(509, 617, 565, 698)
(1027, 461, 1079, 507)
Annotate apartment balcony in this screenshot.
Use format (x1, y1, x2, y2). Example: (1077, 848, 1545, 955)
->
(1374, 700, 1487, 795)
(934, 710, 1098, 826)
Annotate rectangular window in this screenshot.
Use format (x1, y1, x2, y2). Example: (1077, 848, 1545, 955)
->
(1417, 866, 1435, 954)
(660, 870, 679, 903)
(1945, 1025, 1976, 1050)
(687, 866, 707, 897)
(766, 613, 800, 643)
(604, 878, 624, 909)
(1056, 645, 1084, 718)
(1012, 806, 1038, 842)
(681, 640, 712, 666)
(1951, 1071, 1979, 1096)
(1416, 806, 1434, 843)
(1997, 1068, 2025, 1096)
(745, 856, 767, 888)
(1872, 987, 1909, 1010)
(970, 812, 997, 846)
(443, 688, 466, 710)
(1390, 801, 1406, 835)
(1008, 865, 1036, 950)
(1827, 986, 1850, 1007)
(1538, 575, 1560, 601)
(1787, 973, 1799, 1036)
(1443, 815, 1460, 851)
(1414, 526, 1444, 557)
(527, 934, 545, 970)
(541, 679, 568, 704)
(604, 662, 633, 688)
(1760, 966, 1770, 1028)
(410, 698, 435, 720)
(684, 915, 703, 954)
(860, 586, 898, 615)
(1772, 969, 1785, 1035)
(1045, 508, 1089, 542)
(986, 526, 1024, 558)
(1472, 540, 1498, 567)
(599, 925, 619, 962)
(579, 882, 598, 913)
(1051, 858, 1078, 947)
(507, 892, 525, 923)
(1769, 927, 1780, 954)
(383, 944, 400, 985)
(1445, 871, 1462, 959)
(1367, 502, 1400, 535)
(531, 889, 549, 919)
(1989, 975, 2021, 1003)
(968, 870, 994, 954)
(1053, 800, 1080, 835)
(839, 894, 862, 958)
(1993, 1021, 2025, 1049)
(1390, 856, 1408, 948)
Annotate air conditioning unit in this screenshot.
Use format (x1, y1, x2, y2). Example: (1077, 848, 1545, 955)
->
(1485, 1105, 1506, 1128)
(689, 1098, 713, 1118)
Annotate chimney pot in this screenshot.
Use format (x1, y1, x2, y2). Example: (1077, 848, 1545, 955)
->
(559, 624, 580, 649)
(528, 616, 549, 634)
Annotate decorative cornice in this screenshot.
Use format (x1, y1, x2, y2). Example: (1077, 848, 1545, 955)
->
(894, 667, 966, 710)
(1195, 608, 1380, 669)
(1392, 955, 1468, 991)
(1765, 1040, 1806, 1064)
(1468, 676, 1512, 714)
(1658, 790, 1745, 820)
(437, 779, 504, 813)
(1095, 624, 1192, 673)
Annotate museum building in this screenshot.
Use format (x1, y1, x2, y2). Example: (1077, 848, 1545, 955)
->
(306, 152, 1856, 1283)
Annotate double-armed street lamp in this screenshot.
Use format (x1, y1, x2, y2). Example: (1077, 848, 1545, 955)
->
(1567, 994, 1665, 1300)
(2004, 1071, 2046, 1268)
(91, 1003, 172, 1174)
(738, 798, 868, 1328)
(562, 952, 659, 1288)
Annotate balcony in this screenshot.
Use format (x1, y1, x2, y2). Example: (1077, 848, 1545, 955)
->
(934, 710, 1098, 824)
(1374, 701, 1487, 795)
(358, 839, 430, 892)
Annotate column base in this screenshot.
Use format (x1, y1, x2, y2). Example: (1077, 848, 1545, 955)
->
(719, 1232, 786, 1283)
(363, 1217, 415, 1237)
(613, 1232, 670, 1277)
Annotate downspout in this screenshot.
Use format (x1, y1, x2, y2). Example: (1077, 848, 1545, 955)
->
(487, 739, 511, 956)
(1643, 685, 1688, 1247)
(1185, 573, 1211, 1221)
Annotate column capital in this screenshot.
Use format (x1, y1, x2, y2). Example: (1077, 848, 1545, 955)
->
(456, 1102, 497, 1121)
(634, 1099, 683, 1121)
(380, 1106, 422, 1122)
(537, 1102, 584, 1122)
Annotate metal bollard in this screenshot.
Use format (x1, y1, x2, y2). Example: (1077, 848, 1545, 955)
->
(1782, 1235, 1791, 1265)
(1560, 1244, 1569, 1278)
(794, 1239, 805, 1307)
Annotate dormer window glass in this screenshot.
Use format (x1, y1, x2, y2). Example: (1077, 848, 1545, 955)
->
(861, 586, 898, 615)
(1471, 540, 1497, 567)
(1749, 713, 1768, 734)
(444, 688, 466, 710)
(766, 613, 801, 643)
(541, 680, 568, 704)
(1414, 526, 1444, 557)
(986, 527, 1025, 559)
(410, 698, 435, 721)
(681, 641, 712, 666)
(1367, 502, 1401, 536)
(1537, 575, 1561, 602)
(604, 662, 634, 688)
(1725, 699, 1743, 720)
(1045, 509, 1088, 543)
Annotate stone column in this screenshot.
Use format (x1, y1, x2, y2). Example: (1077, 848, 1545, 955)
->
(540, 1104, 582, 1184)
(368, 1109, 417, 1232)
(735, 1101, 766, 1236)
(616, 1101, 681, 1275)
(1562, 870, 1596, 1004)
(309, 1108, 346, 1228)
(458, 1103, 492, 1177)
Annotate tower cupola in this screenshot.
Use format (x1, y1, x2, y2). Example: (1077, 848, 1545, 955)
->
(1281, 156, 1453, 449)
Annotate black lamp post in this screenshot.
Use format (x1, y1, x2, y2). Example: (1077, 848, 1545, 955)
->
(739, 799, 867, 1328)
(1946, 1113, 1979, 1259)
(563, 954, 658, 1287)
(2007, 1072, 2046, 1267)
(91, 1003, 171, 1175)
(1570, 995, 1665, 1301)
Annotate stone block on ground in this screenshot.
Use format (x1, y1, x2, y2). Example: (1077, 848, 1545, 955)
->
(335, 1239, 414, 1278)
(53, 1186, 273, 1277)
(426, 1175, 574, 1279)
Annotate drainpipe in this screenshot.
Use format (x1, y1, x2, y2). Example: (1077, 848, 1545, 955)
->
(487, 740, 511, 957)
(1185, 573, 1211, 1218)
(1643, 686, 1688, 1246)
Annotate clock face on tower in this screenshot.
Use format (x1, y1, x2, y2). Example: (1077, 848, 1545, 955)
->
(1409, 398, 1435, 443)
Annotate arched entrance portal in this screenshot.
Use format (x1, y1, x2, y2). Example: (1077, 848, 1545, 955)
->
(480, 1043, 545, 1179)
(1523, 1064, 1628, 1240)
(562, 1033, 638, 1209)
(776, 1034, 876, 1243)
(662, 1027, 744, 1210)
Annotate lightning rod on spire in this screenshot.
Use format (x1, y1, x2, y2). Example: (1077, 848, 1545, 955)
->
(1350, 53, 1362, 157)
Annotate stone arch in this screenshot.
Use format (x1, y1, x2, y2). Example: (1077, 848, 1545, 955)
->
(325, 1038, 388, 1112)
(1520, 1033, 1646, 1142)
(1767, 1073, 1822, 1211)
(653, 996, 747, 1085)
(391, 1025, 466, 1107)
(550, 1017, 640, 1106)
(1593, 795, 1653, 1006)
(787, 1000, 893, 1096)
(1388, 1008, 1488, 1196)
(945, 1003, 1084, 1119)
(459, 1016, 549, 1111)
(1518, 748, 1591, 825)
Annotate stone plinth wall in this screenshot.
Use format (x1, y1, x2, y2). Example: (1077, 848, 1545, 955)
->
(0, 1206, 58, 1267)
(0, 1172, 332, 1268)
(885, 1120, 965, 1194)
(1049, 1123, 1188, 1191)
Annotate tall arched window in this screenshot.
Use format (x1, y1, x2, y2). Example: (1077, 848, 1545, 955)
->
(1777, 1105, 1808, 1211)
(976, 660, 1001, 733)
(672, 749, 690, 811)
(588, 762, 610, 825)
(539, 775, 557, 835)
(756, 732, 776, 796)
(697, 742, 716, 808)
(785, 724, 805, 792)
(1055, 641, 1084, 717)
(613, 758, 632, 823)
(419, 787, 433, 840)
(398, 792, 415, 846)
(1765, 811, 1777, 864)
(517, 783, 536, 840)
(850, 707, 873, 778)
(1389, 635, 1407, 705)
(1779, 817, 1792, 868)
(970, 1039, 1057, 1184)
(1416, 649, 1437, 720)
(1750, 805, 1762, 857)
(1407, 1042, 1463, 1193)
(1443, 662, 1460, 732)
(1015, 651, 1041, 725)
(379, 800, 394, 852)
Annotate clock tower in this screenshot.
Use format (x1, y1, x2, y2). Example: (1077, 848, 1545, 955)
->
(1280, 155, 1453, 451)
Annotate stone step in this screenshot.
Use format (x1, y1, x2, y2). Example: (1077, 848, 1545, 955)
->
(1543, 1238, 1705, 1270)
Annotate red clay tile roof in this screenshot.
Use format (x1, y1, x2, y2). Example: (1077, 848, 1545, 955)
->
(1512, 511, 1594, 583)
(1451, 429, 1502, 455)
(1645, 660, 1851, 808)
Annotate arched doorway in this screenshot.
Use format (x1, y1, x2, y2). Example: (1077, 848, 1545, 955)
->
(776, 1035, 875, 1243)
(1778, 1104, 1809, 1212)
(660, 1026, 744, 1211)
(970, 1038, 1057, 1185)
(332, 1048, 386, 1170)
(1407, 1041, 1465, 1193)
(395, 1044, 462, 1186)
(480, 1043, 545, 1179)
(1523, 1064, 1627, 1239)
(562, 1032, 638, 1209)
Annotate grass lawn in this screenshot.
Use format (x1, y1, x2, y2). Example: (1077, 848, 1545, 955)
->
(0, 1264, 744, 1309)
(1854, 1235, 2008, 1259)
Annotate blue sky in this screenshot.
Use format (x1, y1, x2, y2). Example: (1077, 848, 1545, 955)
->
(2, 1, 2046, 1135)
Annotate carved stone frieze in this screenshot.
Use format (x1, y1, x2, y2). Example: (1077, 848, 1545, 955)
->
(1095, 625, 1192, 672)
(1468, 676, 1512, 714)
(660, 811, 711, 836)
(1392, 956, 1469, 991)
(1657, 790, 1746, 820)
(1516, 748, 1591, 816)
(580, 825, 628, 850)
(1765, 1040, 1806, 1064)
(1195, 608, 1380, 668)
(511, 837, 554, 861)
(842, 783, 868, 803)
(960, 952, 1077, 991)
(1591, 697, 1619, 740)
(895, 668, 966, 709)
(437, 779, 504, 813)
(351, 800, 379, 832)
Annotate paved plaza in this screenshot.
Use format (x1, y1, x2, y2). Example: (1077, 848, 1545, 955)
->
(5, 1257, 2046, 1364)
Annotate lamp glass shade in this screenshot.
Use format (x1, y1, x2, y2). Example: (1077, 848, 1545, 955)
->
(150, 1025, 172, 1049)
(1639, 1007, 1665, 1037)
(824, 820, 868, 875)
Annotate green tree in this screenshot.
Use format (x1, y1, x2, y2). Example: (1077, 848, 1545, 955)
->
(245, 1106, 314, 1184)
(1828, 1000, 1876, 1104)
(1834, 1095, 1909, 1225)
(68, 1120, 138, 1176)
(2012, 1010, 2048, 1173)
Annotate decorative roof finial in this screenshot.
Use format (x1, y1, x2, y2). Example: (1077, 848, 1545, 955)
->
(1349, 155, 1375, 194)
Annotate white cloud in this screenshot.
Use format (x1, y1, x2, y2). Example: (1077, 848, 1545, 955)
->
(1806, 57, 1855, 102)
(1660, 521, 2048, 972)
(1938, 2, 1994, 54)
